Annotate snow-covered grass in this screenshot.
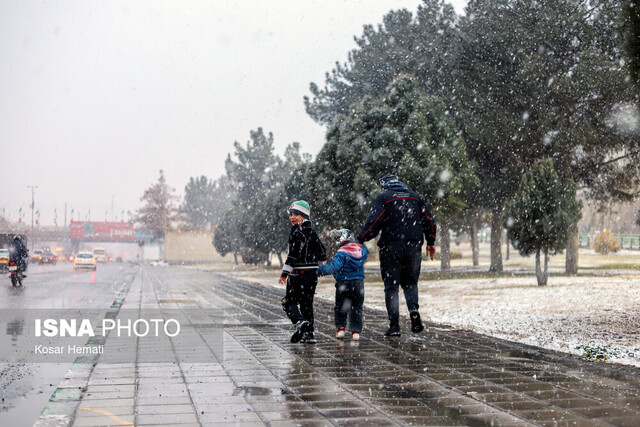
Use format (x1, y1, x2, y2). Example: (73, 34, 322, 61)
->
(192, 246, 640, 368)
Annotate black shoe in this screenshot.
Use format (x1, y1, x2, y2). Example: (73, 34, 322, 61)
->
(291, 320, 310, 343)
(384, 325, 401, 337)
(300, 331, 316, 344)
(410, 311, 424, 333)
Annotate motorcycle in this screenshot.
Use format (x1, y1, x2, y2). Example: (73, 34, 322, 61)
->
(8, 260, 24, 287)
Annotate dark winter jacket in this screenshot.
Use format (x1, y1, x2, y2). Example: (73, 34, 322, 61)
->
(8, 239, 28, 262)
(357, 179, 436, 247)
(281, 220, 327, 278)
(317, 243, 368, 281)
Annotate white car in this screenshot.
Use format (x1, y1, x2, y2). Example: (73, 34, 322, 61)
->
(74, 252, 97, 271)
(92, 248, 107, 263)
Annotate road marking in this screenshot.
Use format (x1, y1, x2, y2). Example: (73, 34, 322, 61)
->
(77, 407, 134, 425)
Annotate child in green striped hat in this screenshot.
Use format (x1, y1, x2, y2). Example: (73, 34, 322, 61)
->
(279, 200, 326, 344)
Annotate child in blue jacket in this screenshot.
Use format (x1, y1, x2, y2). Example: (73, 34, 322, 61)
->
(318, 229, 368, 341)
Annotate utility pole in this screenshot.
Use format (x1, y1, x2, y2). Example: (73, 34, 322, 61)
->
(27, 185, 38, 250)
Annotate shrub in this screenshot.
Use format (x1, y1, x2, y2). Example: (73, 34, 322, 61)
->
(241, 247, 268, 265)
(593, 230, 620, 255)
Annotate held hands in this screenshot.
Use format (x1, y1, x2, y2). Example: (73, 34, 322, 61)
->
(427, 245, 436, 260)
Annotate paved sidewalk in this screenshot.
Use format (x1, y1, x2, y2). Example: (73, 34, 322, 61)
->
(37, 266, 640, 426)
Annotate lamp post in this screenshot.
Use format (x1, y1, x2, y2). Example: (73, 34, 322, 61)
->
(27, 185, 38, 250)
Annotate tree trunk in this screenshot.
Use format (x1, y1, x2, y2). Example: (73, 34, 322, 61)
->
(536, 249, 549, 286)
(233, 252, 238, 265)
(470, 220, 479, 267)
(489, 205, 503, 272)
(505, 229, 510, 261)
(565, 230, 579, 274)
(277, 252, 283, 268)
(440, 218, 451, 270)
(544, 249, 549, 284)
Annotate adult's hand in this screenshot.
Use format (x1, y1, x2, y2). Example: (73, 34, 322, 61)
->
(427, 245, 436, 260)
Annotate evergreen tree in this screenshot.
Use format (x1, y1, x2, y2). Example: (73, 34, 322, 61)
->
(135, 170, 178, 239)
(180, 176, 215, 231)
(217, 129, 308, 264)
(305, 0, 459, 125)
(212, 210, 242, 265)
(224, 128, 281, 263)
(505, 160, 582, 286)
(455, 0, 639, 272)
(309, 75, 477, 269)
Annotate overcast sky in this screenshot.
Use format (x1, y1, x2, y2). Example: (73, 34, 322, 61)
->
(0, 0, 466, 225)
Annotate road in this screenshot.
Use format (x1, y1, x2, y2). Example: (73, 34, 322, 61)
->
(0, 262, 136, 427)
(2, 264, 640, 426)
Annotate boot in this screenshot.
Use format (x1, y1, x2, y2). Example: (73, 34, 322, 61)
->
(291, 320, 309, 343)
(384, 325, 401, 337)
(300, 331, 316, 344)
(410, 311, 424, 333)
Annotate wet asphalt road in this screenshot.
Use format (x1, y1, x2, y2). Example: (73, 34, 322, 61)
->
(0, 262, 135, 427)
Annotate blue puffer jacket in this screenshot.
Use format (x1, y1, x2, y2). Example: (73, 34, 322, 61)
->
(317, 243, 368, 281)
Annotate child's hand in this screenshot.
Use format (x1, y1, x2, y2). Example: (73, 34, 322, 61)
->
(278, 275, 287, 285)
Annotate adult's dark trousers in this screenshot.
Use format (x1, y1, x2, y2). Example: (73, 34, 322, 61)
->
(334, 279, 364, 333)
(379, 240, 422, 327)
(282, 270, 317, 331)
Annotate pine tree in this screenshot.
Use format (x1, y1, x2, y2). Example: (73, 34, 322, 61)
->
(212, 210, 242, 264)
(180, 176, 235, 231)
(505, 160, 582, 286)
(305, 0, 459, 125)
(180, 176, 214, 231)
(456, 0, 638, 272)
(309, 75, 477, 269)
(135, 170, 178, 239)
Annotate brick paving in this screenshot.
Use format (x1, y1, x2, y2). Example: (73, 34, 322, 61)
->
(36, 266, 640, 426)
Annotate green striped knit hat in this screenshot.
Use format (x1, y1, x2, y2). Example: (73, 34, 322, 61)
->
(288, 200, 310, 219)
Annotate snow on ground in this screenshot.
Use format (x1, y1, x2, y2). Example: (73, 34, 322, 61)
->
(417, 275, 640, 368)
(192, 247, 640, 369)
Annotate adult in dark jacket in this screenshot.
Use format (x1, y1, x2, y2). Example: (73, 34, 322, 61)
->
(357, 174, 436, 336)
(279, 201, 327, 344)
(8, 235, 29, 276)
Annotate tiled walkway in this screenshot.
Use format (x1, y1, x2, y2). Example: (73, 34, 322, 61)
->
(37, 267, 640, 426)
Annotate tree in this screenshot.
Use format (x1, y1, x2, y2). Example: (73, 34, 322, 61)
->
(455, 0, 639, 273)
(259, 143, 313, 267)
(180, 175, 235, 231)
(212, 210, 242, 264)
(505, 160, 582, 286)
(308, 75, 477, 269)
(305, 0, 460, 125)
(135, 170, 177, 239)
(180, 176, 215, 231)
(221, 129, 310, 265)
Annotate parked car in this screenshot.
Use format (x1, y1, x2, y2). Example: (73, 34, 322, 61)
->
(0, 248, 9, 271)
(38, 250, 57, 265)
(74, 252, 97, 271)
